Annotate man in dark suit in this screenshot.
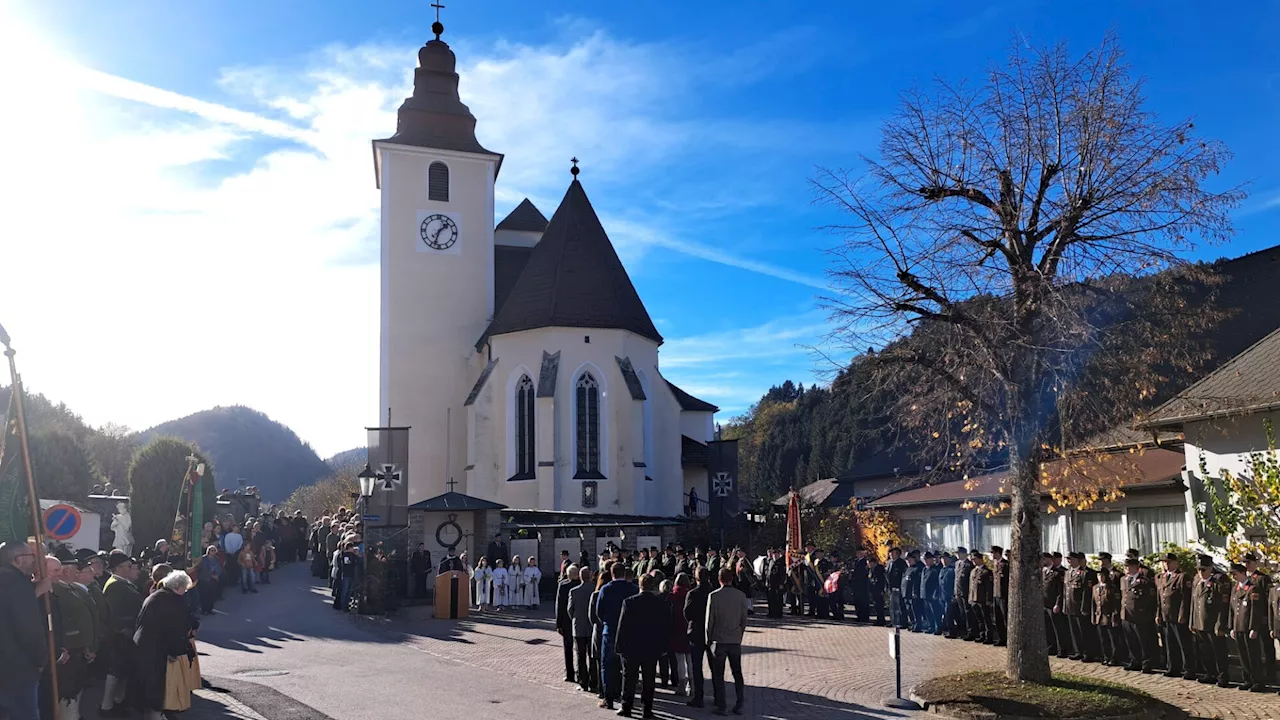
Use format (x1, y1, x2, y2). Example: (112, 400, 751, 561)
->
(615, 573, 671, 718)
(886, 548, 906, 627)
(555, 565, 581, 685)
(764, 548, 786, 619)
(684, 566, 714, 708)
(597, 563, 638, 710)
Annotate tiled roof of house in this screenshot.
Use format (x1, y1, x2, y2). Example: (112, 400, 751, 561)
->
(496, 198, 549, 233)
(870, 448, 1185, 508)
(1139, 326, 1280, 428)
(681, 435, 708, 466)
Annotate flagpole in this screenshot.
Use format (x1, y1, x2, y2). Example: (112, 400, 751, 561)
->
(1, 323, 62, 718)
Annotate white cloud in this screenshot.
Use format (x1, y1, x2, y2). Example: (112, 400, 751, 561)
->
(0, 13, 830, 455)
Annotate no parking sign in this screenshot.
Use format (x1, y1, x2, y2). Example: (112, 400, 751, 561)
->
(43, 504, 82, 541)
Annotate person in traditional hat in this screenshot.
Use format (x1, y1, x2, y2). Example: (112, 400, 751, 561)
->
(990, 546, 1009, 646)
(99, 551, 142, 717)
(886, 548, 906, 627)
(1091, 552, 1126, 667)
(937, 553, 955, 637)
(1231, 561, 1268, 691)
(1155, 552, 1196, 679)
(1190, 554, 1230, 687)
(1122, 556, 1159, 673)
(967, 551, 993, 643)
(52, 554, 102, 720)
(900, 550, 922, 632)
(1244, 553, 1275, 684)
(1043, 552, 1068, 657)
(1061, 551, 1099, 661)
(952, 547, 973, 640)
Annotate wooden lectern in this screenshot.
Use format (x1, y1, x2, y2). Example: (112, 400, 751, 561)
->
(435, 571, 470, 619)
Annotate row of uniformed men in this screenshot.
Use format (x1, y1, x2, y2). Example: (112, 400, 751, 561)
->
(1046, 548, 1280, 692)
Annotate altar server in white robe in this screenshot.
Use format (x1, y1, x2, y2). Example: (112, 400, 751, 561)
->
(491, 558, 510, 610)
(471, 557, 493, 610)
(525, 556, 542, 609)
(508, 556, 526, 607)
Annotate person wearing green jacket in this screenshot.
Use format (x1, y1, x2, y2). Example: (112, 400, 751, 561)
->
(101, 551, 142, 717)
(53, 556, 103, 720)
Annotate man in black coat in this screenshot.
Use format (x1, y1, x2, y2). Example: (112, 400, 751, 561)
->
(409, 544, 431, 599)
(850, 548, 870, 623)
(886, 548, 906, 627)
(555, 565, 582, 684)
(683, 567, 714, 708)
(868, 555, 887, 625)
(764, 548, 786, 619)
(615, 574, 671, 718)
(0, 542, 47, 720)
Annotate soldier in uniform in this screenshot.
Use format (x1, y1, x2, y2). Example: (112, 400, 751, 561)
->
(1121, 555, 1158, 673)
(1155, 552, 1196, 679)
(1190, 554, 1230, 688)
(1245, 552, 1274, 685)
(938, 553, 956, 637)
(867, 554, 887, 626)
(1043, 552, 1070, 657)
(919, 552, 940, 633)
(1061, 551, 1099, 662)
(53, 556, 103, 720)
(967, 551, 994, 643)
(990, 546, 1009, 646)
(887, 548, 906, 628)
(950, 548, 973, 640)
(1231, 561, 1269, 691)
(1092, 552, 1126, 666)
(100, 551, 143, 717)
(850, 548, 870, 624)
(900, 550, 922, 632)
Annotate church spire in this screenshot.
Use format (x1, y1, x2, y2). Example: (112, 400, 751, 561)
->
(378, 10, 500, 160)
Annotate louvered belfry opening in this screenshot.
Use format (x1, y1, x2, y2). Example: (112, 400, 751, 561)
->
(428, 161, 450, 201)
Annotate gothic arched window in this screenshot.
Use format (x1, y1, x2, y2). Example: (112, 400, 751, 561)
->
(575, 372, 603, 478)
(428, 161, 449, 202)
(514, 374, 535, 480)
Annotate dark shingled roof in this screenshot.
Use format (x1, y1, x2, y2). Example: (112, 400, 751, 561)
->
(1140, 326, 1280, 428)
(478, 179, 662, 348)
(870, 448, 1185, 508)
(496, 198, 549, 233)
(408, 491, 507, 512)
(665, 380, 719, 413)
(494, 245, 533, 315)
(682, 435, 708, 466)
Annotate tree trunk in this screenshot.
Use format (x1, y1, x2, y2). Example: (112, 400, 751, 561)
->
(1005, 445, 1051, 682)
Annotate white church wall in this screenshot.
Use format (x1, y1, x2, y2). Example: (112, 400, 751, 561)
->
(648, 365, 687, 517)
(378, 143, 497, 506)
(484, 327, 665, 514)
(679, 411, 715, 444)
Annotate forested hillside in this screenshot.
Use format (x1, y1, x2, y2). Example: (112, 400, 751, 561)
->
(137, 406, 331, 501)
(725, 245, 1280, 506)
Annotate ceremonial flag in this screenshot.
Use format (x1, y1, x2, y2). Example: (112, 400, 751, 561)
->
(366, 426, 410, 528)
(189, 462, 205, 564)
(785, 489, 802, 566)
(0, 389, 29, 545)
(707, 439, 739, 529)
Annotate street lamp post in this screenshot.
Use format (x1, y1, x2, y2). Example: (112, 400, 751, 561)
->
(357, 463, 377, 613)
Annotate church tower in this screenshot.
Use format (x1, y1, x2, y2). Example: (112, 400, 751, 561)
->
(373, 18, 502, 505)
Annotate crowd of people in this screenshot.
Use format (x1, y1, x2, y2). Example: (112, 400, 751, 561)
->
(0, 506, 314, 720)
(551, 547, 751, 718)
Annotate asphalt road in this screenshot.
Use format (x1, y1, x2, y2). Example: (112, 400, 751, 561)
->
(197, 563, 594, 720)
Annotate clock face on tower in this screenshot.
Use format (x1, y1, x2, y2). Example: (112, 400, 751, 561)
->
(420, 213, 459, 251)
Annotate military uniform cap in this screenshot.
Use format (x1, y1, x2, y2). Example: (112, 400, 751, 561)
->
(1230, 562, 1247, 573)
(1097, 552, 1112, 560)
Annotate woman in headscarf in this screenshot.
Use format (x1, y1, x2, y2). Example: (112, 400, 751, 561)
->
(132, 570, 198, 720)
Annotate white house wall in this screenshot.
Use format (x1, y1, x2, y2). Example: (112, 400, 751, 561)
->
(1182, 410, 1280, 544)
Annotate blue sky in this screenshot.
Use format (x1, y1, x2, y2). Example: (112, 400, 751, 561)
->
(2, 1, 1277, 456)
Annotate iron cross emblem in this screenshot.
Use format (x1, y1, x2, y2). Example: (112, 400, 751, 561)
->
(713, 472, 733, 498)
(376, 463, 403, 491)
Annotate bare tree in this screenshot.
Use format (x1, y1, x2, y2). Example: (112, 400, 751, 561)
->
(814, 35, 1241, 682)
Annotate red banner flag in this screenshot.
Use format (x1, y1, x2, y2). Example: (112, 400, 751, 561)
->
(785, 489, 802, 566)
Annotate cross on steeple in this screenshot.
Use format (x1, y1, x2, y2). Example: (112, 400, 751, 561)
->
(570, 157, 580, 178)
(446, 477, 458, 492)
(431, 1, 446, 40)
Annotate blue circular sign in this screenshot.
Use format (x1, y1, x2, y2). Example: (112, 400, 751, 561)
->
(43, 504, 82, 541)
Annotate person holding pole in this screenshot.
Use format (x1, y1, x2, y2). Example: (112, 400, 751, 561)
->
(0, 541, 48, 720)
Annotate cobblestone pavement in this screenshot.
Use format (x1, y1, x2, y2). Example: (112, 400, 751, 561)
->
(371, 603, 1280, 720)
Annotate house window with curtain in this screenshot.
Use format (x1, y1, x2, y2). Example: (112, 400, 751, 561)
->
(930, 516, 966, 551)
(1074, 512, 1126, 555)
(1042, 517, 1066, 554)
(1128, 506, 1188, 555)
(511, 374, 535, 480)
(428, 161, 449, 201)
(575, 372, 603, 479)
(901, 519, 928, 548)
(976, 515, 1012, 550)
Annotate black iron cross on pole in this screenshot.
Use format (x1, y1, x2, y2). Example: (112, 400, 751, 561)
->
(446, 477, 458, 492)
(431, 1, 445, 22)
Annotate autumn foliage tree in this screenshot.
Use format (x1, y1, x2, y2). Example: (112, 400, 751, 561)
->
(815, 35, 1240, 681)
